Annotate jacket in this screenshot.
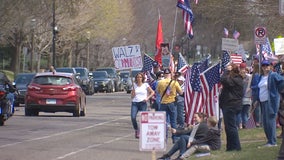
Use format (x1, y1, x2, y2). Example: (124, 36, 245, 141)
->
(191, 127, 221, 150)
(219, 71, 244, 109)
(256, 71, 284, 116)
(175, 122, 208, 140)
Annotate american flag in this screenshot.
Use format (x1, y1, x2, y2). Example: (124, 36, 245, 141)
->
(142, 54, 155, 72)
(177, 53, 189, 74)
(184, 63, 203, 124)
(200, 63, 220, 118)
(224, 28, 229, 38)
(233, 30, 240, 39)
(274, 62, 282, 74)
(198, 57, 209, 73)
(256, 37, 278, 62)
(230, 53, 243, 64)
(221, 50, 231, 71)
(177, 0, 194, 39)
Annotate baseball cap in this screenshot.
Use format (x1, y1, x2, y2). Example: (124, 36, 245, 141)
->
(163, 68, 171, 74)
(239, 62, 246, 68)
(261, 60, 271, 66)
(152, 61, 159, 68)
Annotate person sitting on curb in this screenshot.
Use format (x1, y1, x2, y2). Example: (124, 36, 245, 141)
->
(177, 116, 221, 160)
(157, 112, 208, 160)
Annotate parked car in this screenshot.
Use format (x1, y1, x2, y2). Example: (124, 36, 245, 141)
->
(93, 71, 114, 93)
(25, 72, 86, 117)
(123, 69, 142, 94)
(55, 67, 77, 74)
(96, 67, 123, 92)
(74, 67, 94, 95)
(14, 73, 36, 106)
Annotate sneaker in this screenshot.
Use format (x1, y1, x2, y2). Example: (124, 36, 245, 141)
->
(258, 143, 278, 148)
(157, 154, 170, 160)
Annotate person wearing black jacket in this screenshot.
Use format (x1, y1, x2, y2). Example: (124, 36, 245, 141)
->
(219, 63, 244, 151)
(157, 112, 208, 160)
(178, 116, 221, 160)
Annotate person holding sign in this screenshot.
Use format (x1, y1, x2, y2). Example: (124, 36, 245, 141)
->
(131, 73, 155, 139)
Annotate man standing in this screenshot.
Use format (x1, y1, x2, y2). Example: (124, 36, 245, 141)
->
(157, 68, 183, 143)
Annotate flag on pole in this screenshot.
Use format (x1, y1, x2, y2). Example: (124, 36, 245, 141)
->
(184, 63, 203, 124)
(142, 54, 155, 72)
(177, 53, 189, 74)
(155, 13, 164, 65)
(177, 0, 194, 39)
(256, 37, 278, 62)
(221, 50, 231, 71)
(233, 30, 240, 39)
(230, 53, 243, 64)
(200, 63, 221, 118)
(224, 28, 229, 38)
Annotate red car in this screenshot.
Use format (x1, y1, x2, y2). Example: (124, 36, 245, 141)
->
(25, 72, 86, 117)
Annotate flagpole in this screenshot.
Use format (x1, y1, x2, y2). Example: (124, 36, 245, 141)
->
(171, 7, 178, 53)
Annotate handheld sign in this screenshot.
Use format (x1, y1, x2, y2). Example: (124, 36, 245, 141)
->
(112, 45, 143, 69)
(274, 38, 284, 55)
(139, 111, 166, 151)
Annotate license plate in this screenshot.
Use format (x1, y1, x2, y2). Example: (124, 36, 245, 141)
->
(46, 99, 56, 104)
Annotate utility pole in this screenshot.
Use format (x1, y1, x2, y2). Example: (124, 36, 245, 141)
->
(52, 0, 56, 68)
(31, 19, 36, 72)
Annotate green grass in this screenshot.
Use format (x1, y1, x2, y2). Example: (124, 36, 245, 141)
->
(188, 127, 282, 160)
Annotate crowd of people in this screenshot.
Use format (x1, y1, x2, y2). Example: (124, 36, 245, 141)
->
(129, 43, 284, 159)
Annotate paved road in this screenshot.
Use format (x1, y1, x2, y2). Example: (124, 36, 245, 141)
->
(0, 92, 167, 160)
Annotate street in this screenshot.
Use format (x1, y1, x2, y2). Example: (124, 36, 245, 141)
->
(0, 92, 166, 160)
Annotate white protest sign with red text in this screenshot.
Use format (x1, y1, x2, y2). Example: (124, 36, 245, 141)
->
(139, 111, 166, 151)
(112, 45, 143, 69)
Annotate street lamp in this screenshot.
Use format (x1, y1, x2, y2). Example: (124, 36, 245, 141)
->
(86, 31, 91, 69)
(30, 18, 36, 72)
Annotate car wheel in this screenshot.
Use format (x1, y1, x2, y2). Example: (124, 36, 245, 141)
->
(73, 103, 80, 117)
(25, 107, 32, 116)
(0, 117, 4, 126)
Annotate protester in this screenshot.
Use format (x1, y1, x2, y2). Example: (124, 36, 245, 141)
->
(156, 68, 184, 143)
(256, 60, 284, 147)
(251, 63, 261, 127)
(174, 72, 186, 128)
(151, 71, 164, 111)
(219, 63, 243, 151)
(49, 65, 56, 72)
(278, 91, 284, 159)
(130, 73, 155, 139)
(157, 112, 208, 160)
(237, 63, 252, 129)
(178, 116, 221, 160)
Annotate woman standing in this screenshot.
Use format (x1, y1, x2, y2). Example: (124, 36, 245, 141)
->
(257, 60, 284, 147)
(219, 63, 243, 151)
(131, 72, 155, 139)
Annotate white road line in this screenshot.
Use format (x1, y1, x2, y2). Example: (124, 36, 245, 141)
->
(0, 116, 129, 149)
(54, 134, 132, 160)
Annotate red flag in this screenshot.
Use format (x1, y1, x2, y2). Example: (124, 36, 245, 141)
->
(155, 14, 164, 65)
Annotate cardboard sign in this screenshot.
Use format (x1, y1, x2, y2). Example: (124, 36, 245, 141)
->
(274, 38, 284, 55)
(139, 111, 166, 151)
(222, 38, 239, 51)
(112, 45, 143, 69)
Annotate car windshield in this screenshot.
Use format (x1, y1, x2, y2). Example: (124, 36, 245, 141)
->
(15, 74, 35, 84)
(96, 68, 115, 77)
(56, 68, 74, 74)
(75, 69, 87, 78)
(93, 72, 107, 78)
(33, 76, 72, 85)
(120, 72, 129, 78)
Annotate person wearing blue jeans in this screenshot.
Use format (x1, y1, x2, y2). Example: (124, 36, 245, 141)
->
(256, 60, 284, 147)
(130, 73, 155, 139)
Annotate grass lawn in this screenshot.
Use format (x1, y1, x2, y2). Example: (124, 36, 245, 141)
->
(183, 127, 282, 160)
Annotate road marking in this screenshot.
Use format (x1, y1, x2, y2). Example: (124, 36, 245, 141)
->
(54, 133, 132, 160)
(0, 116, 129, 149)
